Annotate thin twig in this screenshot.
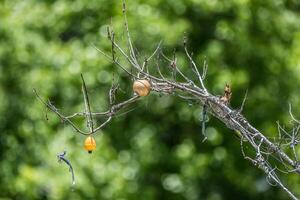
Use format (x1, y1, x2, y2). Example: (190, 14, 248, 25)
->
(122, 0, 139, 67)
(289, 103, 300, 124)
(238, 89, 248, 113)
(183, 37, 207, 92)
(81, 74, 94, 133)
(34, 89, 89, 135)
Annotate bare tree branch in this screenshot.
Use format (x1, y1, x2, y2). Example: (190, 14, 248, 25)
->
(35, 3, 300, 199)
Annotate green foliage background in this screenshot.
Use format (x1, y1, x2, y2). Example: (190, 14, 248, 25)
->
(0, 0, 300, 199)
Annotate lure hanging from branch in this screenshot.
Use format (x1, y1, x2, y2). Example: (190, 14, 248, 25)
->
(57, 151, 75, 186)
(84, 136, 96, 154)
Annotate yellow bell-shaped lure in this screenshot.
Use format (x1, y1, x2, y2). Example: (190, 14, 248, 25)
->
(84, 136, 96, 154)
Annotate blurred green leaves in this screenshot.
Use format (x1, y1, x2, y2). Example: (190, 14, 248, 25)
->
(0, 0, 300, 199)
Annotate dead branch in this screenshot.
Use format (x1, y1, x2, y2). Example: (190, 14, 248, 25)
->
(34, 2, 300, 199)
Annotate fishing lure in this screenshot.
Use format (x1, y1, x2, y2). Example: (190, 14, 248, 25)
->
(57, 151, 75, 186)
